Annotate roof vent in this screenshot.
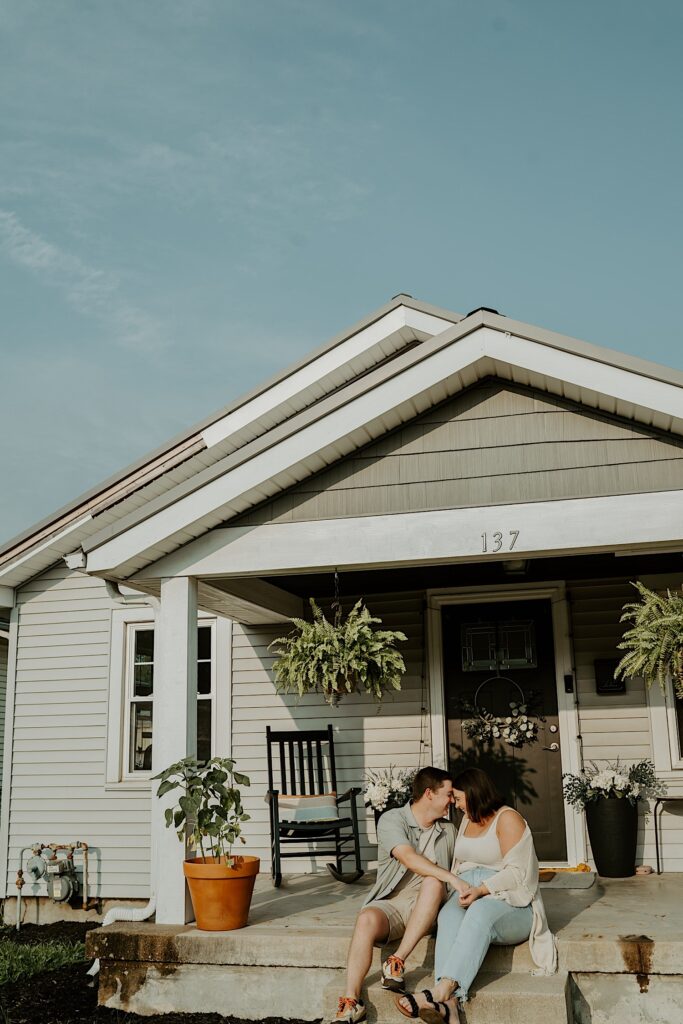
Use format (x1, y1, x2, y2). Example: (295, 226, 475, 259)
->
(465, 306, 500, 318)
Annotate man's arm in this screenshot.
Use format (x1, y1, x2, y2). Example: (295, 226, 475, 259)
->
(391, 843, 467, 892)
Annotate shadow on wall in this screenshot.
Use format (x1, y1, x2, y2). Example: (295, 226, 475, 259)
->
(449, 740, 539, 808)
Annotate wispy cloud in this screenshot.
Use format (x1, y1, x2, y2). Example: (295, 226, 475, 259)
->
(0, 209, 165, 353)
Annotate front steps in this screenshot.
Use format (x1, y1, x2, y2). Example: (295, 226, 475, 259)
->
(322, 956, 571, 1024)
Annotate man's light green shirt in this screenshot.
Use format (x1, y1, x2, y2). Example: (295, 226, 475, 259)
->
(363, 802, 456, 906)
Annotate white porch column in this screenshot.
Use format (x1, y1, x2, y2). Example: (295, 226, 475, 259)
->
(152, 576, 198, 925)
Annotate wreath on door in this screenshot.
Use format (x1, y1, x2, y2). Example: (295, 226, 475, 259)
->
(456, 677, 544, 749)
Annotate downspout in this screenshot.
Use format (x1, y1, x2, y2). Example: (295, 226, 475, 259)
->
(84, 570, 160, 974)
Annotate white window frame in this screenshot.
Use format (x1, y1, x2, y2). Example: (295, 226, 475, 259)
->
(106, 607, 229, 790)
(647, 675, 683, 778)
(123, 621, 156, 779)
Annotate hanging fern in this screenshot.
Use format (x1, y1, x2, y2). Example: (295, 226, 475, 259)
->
(615, 581, 683, 697)
(269, 598, 407, 704)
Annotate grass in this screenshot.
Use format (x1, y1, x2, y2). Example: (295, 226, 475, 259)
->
(0, 935, 86, 986)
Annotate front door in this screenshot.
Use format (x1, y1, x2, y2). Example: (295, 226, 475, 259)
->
(443, 598, 567, 861)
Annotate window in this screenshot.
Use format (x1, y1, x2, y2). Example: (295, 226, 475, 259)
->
(127, 626, 155, 772)
(107, 607, 223, 786)
(123, 621, 215, 775)
(648, 672, 683, 776)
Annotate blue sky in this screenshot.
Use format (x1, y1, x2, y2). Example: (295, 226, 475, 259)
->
(1, 0, 682, 544)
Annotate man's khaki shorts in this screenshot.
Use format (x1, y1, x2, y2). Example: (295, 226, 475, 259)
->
(364, 891, 420, 942)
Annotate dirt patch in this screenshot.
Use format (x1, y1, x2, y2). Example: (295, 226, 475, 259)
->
(0, 924, 315, 1024)
(618, 933, 654, 993)
(1, 920, 99, 946)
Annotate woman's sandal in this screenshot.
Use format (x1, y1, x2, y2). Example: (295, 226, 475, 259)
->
(394, 990, 437, 1020)
(418, 1000, 455, 1024)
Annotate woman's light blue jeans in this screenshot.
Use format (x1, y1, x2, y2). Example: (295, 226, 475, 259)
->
(434, 867, 532, 1003)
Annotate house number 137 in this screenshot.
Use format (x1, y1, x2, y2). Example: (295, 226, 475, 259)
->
(481, 530, 519, 553)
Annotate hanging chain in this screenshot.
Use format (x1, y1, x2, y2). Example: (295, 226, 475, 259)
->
(331, 569, 342, 627)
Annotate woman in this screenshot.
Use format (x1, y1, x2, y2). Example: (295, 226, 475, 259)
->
(396, 768, 557, 1022)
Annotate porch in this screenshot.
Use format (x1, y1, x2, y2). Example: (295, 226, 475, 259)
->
(87, 871, 683, 1024)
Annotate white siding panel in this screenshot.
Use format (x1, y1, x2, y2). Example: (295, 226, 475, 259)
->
(567, 577, 683, 870)
(0, 639, 7, 789)
(230, 593, 430, 873)
(6, 566, 152, 897)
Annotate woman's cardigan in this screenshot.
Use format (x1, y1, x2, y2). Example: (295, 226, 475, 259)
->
(453, 822, 558, 975)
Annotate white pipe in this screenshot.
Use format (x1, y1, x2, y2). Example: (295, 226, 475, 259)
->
(87, 895, 157, 977)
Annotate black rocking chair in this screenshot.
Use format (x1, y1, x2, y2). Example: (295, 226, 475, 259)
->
(265, 724, 364, 887)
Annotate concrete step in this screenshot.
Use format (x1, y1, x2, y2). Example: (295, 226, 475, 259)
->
(324, 971, 571, 1024)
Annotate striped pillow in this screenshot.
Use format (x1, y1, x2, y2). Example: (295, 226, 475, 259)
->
(277, 793, 339, 823)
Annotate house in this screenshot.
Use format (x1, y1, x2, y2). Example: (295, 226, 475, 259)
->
(1, 295, 683, 926)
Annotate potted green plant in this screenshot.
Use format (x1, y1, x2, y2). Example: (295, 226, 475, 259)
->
(270, 598, 407, 706)
(155, 756, 258, 931)
(562, 759, 665, 876)
(615, 581, 683, 694)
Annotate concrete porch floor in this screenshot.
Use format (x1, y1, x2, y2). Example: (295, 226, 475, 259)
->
(87, 872, 683, 1024)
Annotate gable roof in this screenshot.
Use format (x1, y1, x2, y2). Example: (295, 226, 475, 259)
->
(2, 298, 683, 592)
(0, 295, 459, 592)
(84, 309, 683, 580)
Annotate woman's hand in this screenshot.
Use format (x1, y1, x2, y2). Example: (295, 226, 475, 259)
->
(458, 884, 487, 907)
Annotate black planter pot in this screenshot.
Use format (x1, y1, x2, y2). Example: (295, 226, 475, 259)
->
(585, 795, 638, 877)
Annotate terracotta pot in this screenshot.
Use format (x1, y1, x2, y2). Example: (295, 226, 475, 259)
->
(183, 855, 260, 931)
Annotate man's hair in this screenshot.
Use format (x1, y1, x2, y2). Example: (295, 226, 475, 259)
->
(452, 767, 504, 823)
(412, 766, 453, 801)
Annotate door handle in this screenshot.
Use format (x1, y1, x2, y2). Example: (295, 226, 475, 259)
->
(543, 742, 560, 752)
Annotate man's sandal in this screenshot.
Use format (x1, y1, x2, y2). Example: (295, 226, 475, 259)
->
(394, 990, 437, 1020)
(382, 954, 406, 991)
(333, 996, 366, 1023)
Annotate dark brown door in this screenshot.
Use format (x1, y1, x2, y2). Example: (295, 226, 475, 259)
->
(444, 598, 567, 861)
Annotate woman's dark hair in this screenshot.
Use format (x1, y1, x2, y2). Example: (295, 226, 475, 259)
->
(453, 768, 504, 823)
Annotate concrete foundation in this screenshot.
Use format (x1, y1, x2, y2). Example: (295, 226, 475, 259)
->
(86, 873, 683, 1024)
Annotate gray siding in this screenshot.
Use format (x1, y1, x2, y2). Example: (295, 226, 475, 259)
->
(234, 381, 683, 525)
(230, 593, 428, 870)
(0, 638, 7, 790)
(6, 566, 151, 898)
(568, 576, 683, 871)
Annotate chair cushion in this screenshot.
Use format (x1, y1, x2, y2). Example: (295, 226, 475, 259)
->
(278, 792, 339, 823)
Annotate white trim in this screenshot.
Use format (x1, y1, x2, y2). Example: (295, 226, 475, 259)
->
(0, 608, 19, 897)
(0, 515, 92, 580)
(87, 323, 683, 574)
(648, 677, 683, 781)
(426, 582, 585, 866)
(106, 607, 156, 785)
(0, 587, 14, 608)
(134, 490, 683, 582)
(214, 617, 232, 759)
(202, 307, 453, 449)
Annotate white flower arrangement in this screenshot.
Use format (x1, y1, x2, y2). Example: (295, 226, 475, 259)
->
(563, 759, 665, 810)
(458, 697, 541, 749)
(363, 766, 416, 812)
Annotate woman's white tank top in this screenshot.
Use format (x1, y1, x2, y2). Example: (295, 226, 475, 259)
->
(452, 805, 511, 869)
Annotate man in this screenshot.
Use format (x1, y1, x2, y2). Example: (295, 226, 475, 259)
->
(332, 766, 460, 1024)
